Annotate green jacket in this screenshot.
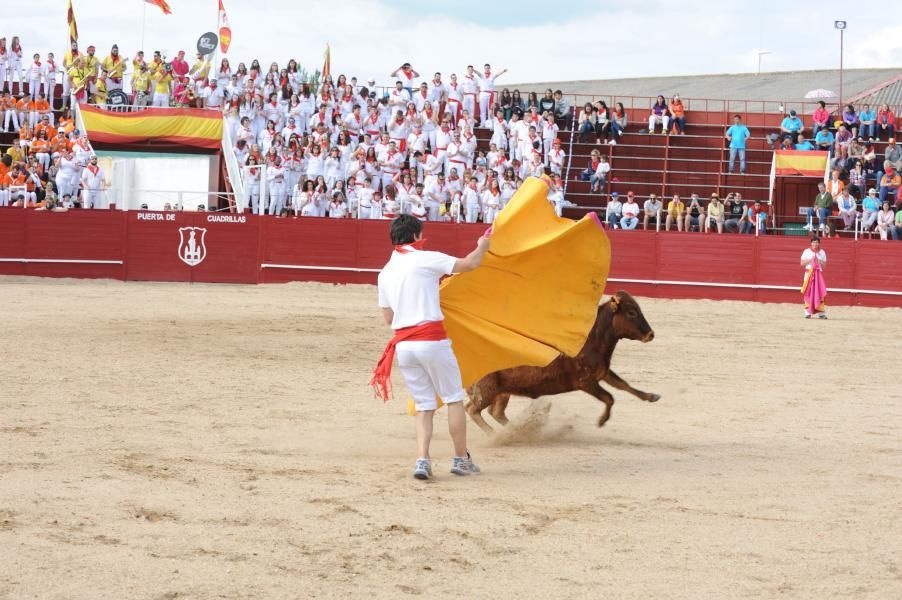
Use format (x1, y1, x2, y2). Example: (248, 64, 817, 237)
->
(814, 192, 834, 210)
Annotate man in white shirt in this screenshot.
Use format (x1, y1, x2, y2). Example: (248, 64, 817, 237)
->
(477, 63, 507, 126)
(375, 215, 489, 479)
(80, 156, 106, 209)
(460, 66, 480, 127)
(620, 194, 641, 230)
(605, 192, 623, 228)
(202, 79, 225, 110)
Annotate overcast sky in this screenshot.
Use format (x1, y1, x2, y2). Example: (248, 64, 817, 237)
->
(14, 0, 902, 87)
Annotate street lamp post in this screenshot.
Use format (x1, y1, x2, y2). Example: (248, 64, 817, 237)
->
(757, 51, 772, 76)
(835, 21, 847, 109)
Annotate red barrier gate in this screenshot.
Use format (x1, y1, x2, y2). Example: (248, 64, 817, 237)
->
(1, 209, 900, 308)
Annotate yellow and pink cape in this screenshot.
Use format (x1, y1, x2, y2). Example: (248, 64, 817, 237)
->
(406, 177, 611, 414)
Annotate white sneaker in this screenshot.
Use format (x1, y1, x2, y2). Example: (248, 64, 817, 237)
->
(450, 452, 480, 476)
(609, 139, 617, 145)
(818, 313, 828, 319)
(413, 458, 433, 480)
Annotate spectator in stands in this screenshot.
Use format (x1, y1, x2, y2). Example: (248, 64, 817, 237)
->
(878, 167, 900, 206)
(725, 114, 750, 174)
(648, 95, 669, 134)
(748, 200, 767, 234)
(795, 136, 814, 151)
(594, 101, 612, 144)
(883, 138, 902, 173)
(836, 188, 858, 230)
(841, 105, 860, 138)
(611, 102, 626, 144)
(539, 89, 555, 114)
(807, 182, 833, 233)
(827, 168, 844, 200)
(706, 193, 724, 233)
(643, 193, 661, 230)
(812, 101, 831, 137)
(620, 192, 640, 230)
(859, 104, 876, 140)
(684, 193, 705, 231)
(590, 153, 609, 194)
(834, 124, 852, 160)
(526, 91, 539, 112)
(665, 194, 684, 231)
(724, 192, 746, 233)
(668, 95, 686, 135)
(861, 188, 880, 233)
(774, 109, 803, 147)
(876, 201, 895, 240)
(876, 104, 895, 140)
(604, 192, 622, 228)
(814, 126, 834, 154)
(577, 103, 597, 143)
(848, 159, 866, 197)
(553, 91, 570, 127)
(893, 205, 902, 241)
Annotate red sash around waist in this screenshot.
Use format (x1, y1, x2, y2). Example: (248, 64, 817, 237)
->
(370, 320, 447, 402)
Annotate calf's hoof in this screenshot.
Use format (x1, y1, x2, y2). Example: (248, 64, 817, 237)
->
(646, 394, 661, 403)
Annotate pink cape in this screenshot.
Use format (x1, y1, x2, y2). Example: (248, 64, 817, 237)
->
(801, 261, 827, 314)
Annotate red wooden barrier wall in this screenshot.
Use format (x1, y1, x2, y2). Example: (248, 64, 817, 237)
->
(1, 209, 900, 308)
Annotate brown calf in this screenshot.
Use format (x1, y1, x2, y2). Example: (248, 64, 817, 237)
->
(465, 291, 660, 433)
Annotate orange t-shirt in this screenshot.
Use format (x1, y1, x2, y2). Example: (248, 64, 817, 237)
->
(0, 163, 9, 187)
(34, 123, 54, 140)
(16, 99, 31, 112)
(34, 99, 50, 112)
(0, 97, 12, 110)
(30, 139, 50, 154)
(3, 173, 26, 187)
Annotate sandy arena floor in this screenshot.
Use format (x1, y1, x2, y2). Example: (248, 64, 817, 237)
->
(1, 277, 900, 599)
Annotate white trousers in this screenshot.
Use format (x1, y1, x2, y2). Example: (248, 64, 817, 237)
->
(152, 92, 170, 107)
(83, 189, 103, 209)
(478, 91, 494, 124)
(649, 114, 670, 132)
(268, 183, 285, 215)
(396, 339, 466, 412)
(4, 109, 19, 131)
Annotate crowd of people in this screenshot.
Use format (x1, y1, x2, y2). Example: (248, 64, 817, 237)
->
(602, 191, 768, 234)
(3, 35, 902, 238)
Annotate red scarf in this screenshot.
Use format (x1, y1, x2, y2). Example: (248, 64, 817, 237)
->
(370, 317, 446, 402)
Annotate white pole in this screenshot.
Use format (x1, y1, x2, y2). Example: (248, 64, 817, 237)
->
(141, 2, 147, 53)
(854, 215, 859, 241)
(656, 208, 661, 232)
(259, 165, 267, 216)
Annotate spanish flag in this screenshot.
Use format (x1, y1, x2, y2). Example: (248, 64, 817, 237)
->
(145, 0, 172, 15)
(322, 44, 331, 80)
(67, 0, 79, 45)
(774, 150, 829, 177)
(218, 0, 232, 54)
(79, 105, 223, 149)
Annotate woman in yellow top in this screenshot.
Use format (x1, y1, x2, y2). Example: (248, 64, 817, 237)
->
(669, 95, 686, 134)
(665, 193, 685, 231)
(151, 67, 173, 108)
(92, 74, 108, 105)
(706, 193, 725, 233)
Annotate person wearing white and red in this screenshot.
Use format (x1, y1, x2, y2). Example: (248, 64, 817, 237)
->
(27, 54, 43, 99)
(267, 156, 287, 216)
(80, 155, 105, 209)
(389, 62, 419, 92)
(374, 215, 488, 479)
(620, 193, 641, 230)
(477, 63, 507, 127)
(387, 110, 411, 156)
(547, 138, 565, 175)
(461, 65, 480, 122)
(445, 72, 463, 125)
(202, 79, 225, 110)
(446, 130, 468, 177)
(41, 53, 58, 107)
(379, 141, 404, 190)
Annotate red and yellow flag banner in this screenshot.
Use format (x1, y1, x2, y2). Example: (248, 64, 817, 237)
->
(322, 44, 331, 79)
(218, 0, 232, 53)
(80, 105, 223, 149)
(774, 150, 829, 177)
(145, 0, 172, 15)
(67, 0, 79, 45)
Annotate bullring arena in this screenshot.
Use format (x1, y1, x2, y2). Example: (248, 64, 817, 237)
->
(2, 277, 901, 599)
